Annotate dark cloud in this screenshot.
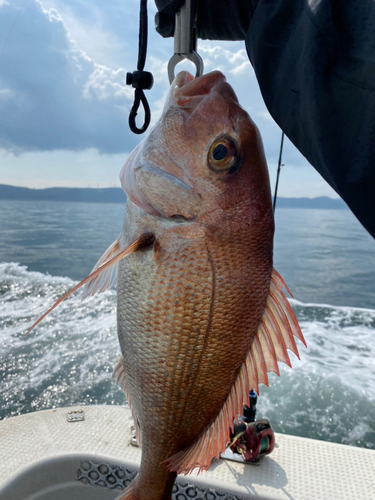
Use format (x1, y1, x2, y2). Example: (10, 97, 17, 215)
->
(0, 0, 310, 169)
(0, 0, 140, 153)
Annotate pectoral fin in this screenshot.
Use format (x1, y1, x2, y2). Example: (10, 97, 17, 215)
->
(164, 268, 306, 475)
(24, 231, 155, 337)
(82, 237, 120, 298)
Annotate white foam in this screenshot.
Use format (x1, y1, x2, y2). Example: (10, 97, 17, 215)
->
(287, 298, 375, 400)
(1, 263, 375, 449)
(0, 263, 120, 418)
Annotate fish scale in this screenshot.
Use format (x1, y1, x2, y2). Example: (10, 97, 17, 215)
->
(119, 235, 212, 429)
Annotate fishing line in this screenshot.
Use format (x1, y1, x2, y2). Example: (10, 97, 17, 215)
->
(272, 131, 285, 214)
(127, 0, 154, 134)
(0, 0, 28, 60)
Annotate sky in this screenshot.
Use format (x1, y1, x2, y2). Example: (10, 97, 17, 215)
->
(0, 0, 338, 198)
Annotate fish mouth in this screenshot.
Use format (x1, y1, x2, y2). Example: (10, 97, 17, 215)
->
(163, 71, 227, 113)
(121, 156, 201, 220)
(175, 70, 226, 97)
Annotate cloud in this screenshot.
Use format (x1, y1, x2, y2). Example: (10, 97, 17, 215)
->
(0, 146, 126, 189)
(256, 110, 274, 122)
(83, 66, 133, 101)
(149, 56, 169, 86)
(0, 0, 319, 197)
(229, 61, 252, 76)
(200, 44, 248, 65)
(199, 43, 252, 77)
(0, 0, 139, 154)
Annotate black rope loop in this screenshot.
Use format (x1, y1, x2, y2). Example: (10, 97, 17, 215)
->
(129, 88, 151, 135)
(127, 0, 153, 134)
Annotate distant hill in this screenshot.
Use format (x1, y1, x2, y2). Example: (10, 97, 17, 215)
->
(274, 196, 348, 209)
(0, 184, 348, 209)
(0, 184, 126, 204)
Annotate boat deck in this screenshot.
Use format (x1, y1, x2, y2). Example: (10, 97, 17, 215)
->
(0, 406, 374, 499)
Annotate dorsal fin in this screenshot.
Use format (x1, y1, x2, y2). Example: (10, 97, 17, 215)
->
(164, 268, 306, 475)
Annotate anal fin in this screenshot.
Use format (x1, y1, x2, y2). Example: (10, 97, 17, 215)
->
(164, 268, 306, 475)
(113, 478, 138, 500)
(113, 358, 142, 448)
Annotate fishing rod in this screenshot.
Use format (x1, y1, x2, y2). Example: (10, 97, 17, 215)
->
(273, 132, 285, 213)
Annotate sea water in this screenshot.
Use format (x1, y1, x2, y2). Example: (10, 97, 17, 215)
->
(0, 199, 374, 450)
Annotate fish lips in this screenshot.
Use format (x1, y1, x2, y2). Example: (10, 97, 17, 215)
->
(164, 70, 228, 115)
(121, 159, 201, 221)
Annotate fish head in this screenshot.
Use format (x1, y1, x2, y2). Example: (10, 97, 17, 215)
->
(120, 71, 273, 227)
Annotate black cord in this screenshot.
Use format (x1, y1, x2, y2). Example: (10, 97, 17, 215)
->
(137, 0, 148, 72)
(127, 0, 154, 135)
(273, 132, 285, 214)
(129, 88, 152, 134)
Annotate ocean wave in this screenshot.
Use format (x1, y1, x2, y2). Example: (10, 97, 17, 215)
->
(290, 297, 375, 314)
(0, 262, 120, 419)
(289, 298, 375, 399)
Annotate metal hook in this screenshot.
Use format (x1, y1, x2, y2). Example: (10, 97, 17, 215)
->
(168, 52, 203, 84)
(167, 0, 204, 84)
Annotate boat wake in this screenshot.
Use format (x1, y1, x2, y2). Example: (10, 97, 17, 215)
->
(1, 262, 374, 449)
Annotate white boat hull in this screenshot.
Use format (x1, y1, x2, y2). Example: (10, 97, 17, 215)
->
(0, 406, 374, 499)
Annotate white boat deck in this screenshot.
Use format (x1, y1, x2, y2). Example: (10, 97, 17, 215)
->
(0, 405, 374, 499)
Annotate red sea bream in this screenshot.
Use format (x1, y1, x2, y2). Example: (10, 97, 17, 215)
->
(62, 70, 305, 500)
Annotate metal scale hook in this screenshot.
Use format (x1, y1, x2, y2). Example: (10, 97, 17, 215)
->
(167, 0, 204, 84)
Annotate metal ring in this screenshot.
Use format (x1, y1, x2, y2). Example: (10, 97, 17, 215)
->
(168, 51, 204, 84)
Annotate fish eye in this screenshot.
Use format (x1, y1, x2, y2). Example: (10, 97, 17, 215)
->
(208, 136, 238, 173)
(212, 143, 228, 161)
